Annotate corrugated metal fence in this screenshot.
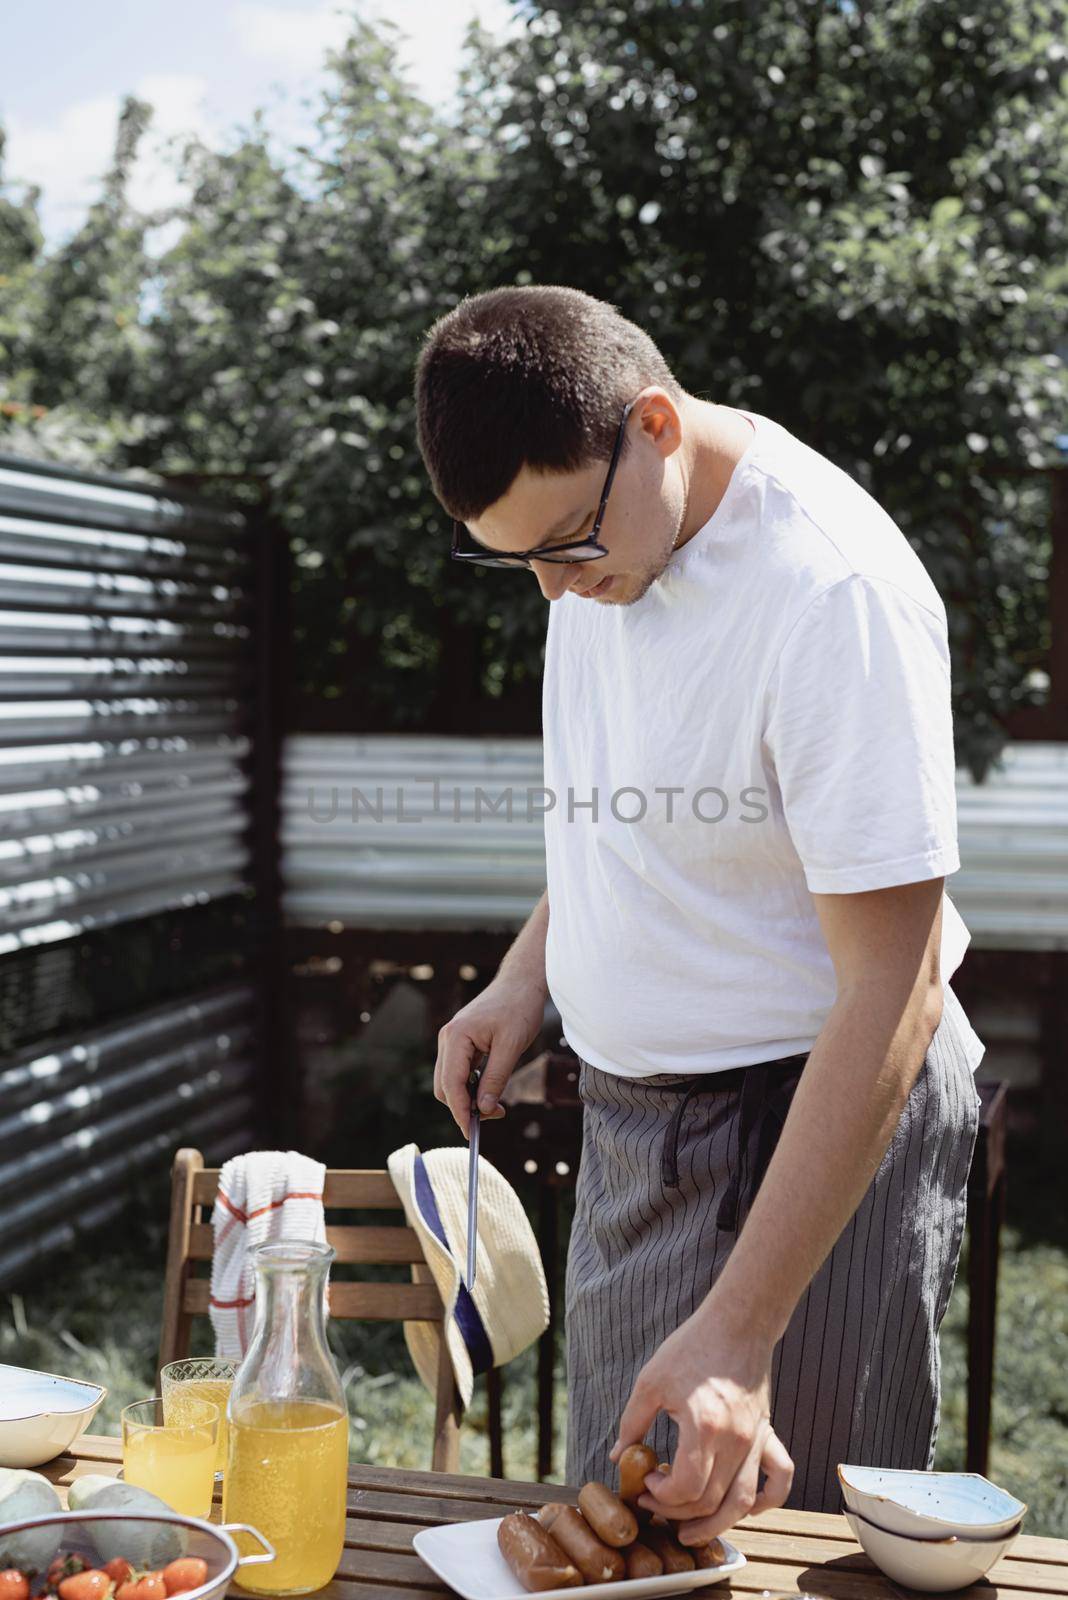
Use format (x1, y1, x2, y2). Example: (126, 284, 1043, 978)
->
(0, 455, 277, 1283)
(282, 737, 546, 931)
(281, 733, 1068, 949)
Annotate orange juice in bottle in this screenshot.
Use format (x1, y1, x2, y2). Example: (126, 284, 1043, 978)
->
(222, 1241, 348, 1594)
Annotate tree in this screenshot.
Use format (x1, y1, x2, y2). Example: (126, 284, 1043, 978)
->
(15, 99, 154, 423)
(459, 0, 1068, 773)
(121, 22, 539, 730)
(0, 126, 45, 422)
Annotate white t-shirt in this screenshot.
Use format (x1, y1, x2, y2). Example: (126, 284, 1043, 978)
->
(542, 408, 985, 1079)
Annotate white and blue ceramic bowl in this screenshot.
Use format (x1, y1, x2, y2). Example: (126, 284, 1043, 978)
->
(837, 1463, 1026, 1540)
(0, 1363, 107, 1466)
(845, 1508, 1022, 1592)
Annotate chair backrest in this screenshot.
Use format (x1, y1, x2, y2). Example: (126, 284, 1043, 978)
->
(158, 1148, 460, 1471)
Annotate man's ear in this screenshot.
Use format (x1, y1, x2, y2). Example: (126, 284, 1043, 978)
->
(633, 388, 684, 459)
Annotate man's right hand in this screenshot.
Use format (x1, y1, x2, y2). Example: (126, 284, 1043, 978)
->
(434, 976, 548, 1139)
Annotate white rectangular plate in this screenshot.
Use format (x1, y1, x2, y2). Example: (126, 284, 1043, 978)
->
(413, 1516, 746, 1599)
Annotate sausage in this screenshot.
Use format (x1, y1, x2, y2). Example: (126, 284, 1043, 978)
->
(577, 1482, 638, 1548)
(549, 1505, 626, 1584)
(625, 1541, 664, 1579)
(496, 1512, 583, 1591)
(638, 1457, 728, 1571)
(617, 1443, 659, 1505)
(692, 1537, 728, 1569)
(536, 1502, 566, 1531)
(641, 1524, 697, 1574)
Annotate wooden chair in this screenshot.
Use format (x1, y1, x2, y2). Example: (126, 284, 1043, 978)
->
(158, 1148, 462, 1471)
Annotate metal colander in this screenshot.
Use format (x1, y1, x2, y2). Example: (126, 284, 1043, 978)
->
(0, 1509, 274, 1600)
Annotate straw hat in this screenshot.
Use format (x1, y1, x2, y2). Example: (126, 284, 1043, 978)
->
(386, 1143, 550, 1410)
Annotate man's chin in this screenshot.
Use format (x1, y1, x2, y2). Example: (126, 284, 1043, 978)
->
(584, 568, 660, 606)
(611, 570, 661, 606)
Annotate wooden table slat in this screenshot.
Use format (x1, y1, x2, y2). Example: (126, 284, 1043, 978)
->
(58, 1435, 122, 1462)
(1015, 1541, 1068, 1568)
(726, 1555, 1059, 1600)
(989, 1561, 1068, 1594)
(337, 1545, 447, 1587)
(41, 1436, 1067, 1600)
(342, 1518, 421, 1555)
(348, 1467, 567, 1507)
(723, 1564, 1055, 1600)
(337, 1587, 446, 1600)
(348, 1486, 568, 1525)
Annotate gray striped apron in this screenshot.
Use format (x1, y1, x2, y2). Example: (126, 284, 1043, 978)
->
(564, 984, 980, 1512)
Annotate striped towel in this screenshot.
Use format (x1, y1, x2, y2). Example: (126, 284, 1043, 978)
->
(209, 1150, 328, 1361)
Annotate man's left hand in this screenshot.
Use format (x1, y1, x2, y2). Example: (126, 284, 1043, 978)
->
(608, 1300, 794, 1544)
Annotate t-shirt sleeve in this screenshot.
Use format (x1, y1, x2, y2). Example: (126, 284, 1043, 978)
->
(761, 573, 961, 895)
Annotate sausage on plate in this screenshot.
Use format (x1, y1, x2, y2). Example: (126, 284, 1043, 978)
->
(641, 1524, 697, 1574)
(550, 1506, 626, 1584)
(692, 1537, 728, 1569)
(624, 1541, 664, 1579)
(577, 1482, 639, 1548)
(496, 1512, 583, 1592)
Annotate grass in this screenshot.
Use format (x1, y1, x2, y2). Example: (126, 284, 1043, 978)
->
(933, 1132, 1068, 1536)
(2, 1130, 1064, 1535)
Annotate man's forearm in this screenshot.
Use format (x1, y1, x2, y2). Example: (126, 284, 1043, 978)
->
(701, 979, 943, 1347)
(497, 888, 550, 993)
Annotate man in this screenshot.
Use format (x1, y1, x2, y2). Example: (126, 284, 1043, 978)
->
(416, 285, 984, 1543)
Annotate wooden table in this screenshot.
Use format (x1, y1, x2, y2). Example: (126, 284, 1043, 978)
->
(43, 1435, 1068, 1600)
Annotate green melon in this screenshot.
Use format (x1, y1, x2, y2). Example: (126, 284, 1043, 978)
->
(0, 1467, 64, 1573)
(67, 1478, 188, 1567)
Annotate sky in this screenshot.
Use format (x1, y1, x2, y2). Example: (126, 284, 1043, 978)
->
(0, 0, 515, 249)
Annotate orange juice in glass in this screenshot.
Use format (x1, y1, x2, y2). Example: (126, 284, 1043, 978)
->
(161, 1358, 236, 1477)
(121, 1395, 218, 1519)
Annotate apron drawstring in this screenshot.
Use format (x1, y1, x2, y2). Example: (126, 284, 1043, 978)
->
(658, 1054, 809, 1228)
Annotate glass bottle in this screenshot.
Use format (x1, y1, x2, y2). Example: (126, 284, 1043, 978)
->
(223, 1240, 349, 1595)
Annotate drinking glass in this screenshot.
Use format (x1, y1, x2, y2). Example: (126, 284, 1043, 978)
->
(161, 1357, 236, 1478)
(121, 1395, 218, 1519)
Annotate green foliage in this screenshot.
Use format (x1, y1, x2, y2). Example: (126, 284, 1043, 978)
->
(6, 100, 154, 421)
(459, 0, 1068, 774)
(0, 134, 44, 428)
(1, 2, 1066, 769)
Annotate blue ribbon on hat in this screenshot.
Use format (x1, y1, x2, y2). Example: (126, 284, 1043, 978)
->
(413, 1153, 495, 1377)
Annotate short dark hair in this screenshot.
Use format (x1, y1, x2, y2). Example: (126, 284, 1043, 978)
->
(415, 285, 681, 520)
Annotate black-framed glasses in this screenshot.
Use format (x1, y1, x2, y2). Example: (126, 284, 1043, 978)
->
(450, 398, 637, 569)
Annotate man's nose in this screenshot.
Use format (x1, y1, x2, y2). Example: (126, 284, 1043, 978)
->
(532, 559, 579, 600)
